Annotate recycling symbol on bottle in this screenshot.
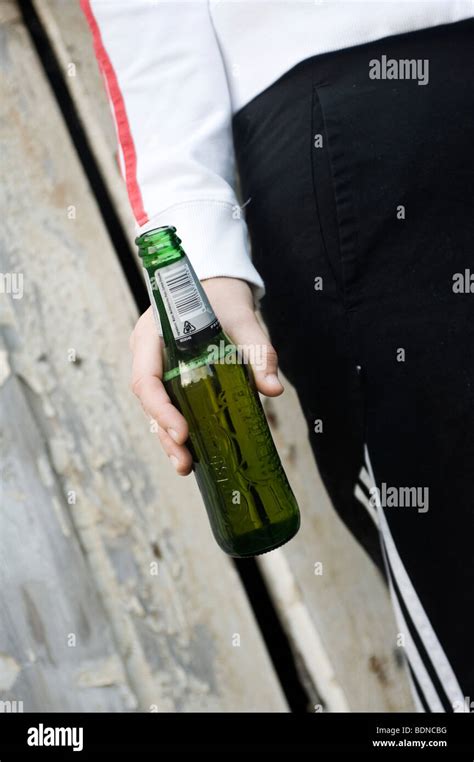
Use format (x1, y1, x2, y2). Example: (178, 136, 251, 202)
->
(183, 320, 196, 334)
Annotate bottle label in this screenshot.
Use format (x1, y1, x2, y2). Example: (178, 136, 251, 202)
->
(153, 259, 218, 343)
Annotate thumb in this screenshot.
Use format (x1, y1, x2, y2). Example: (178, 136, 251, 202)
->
(227, 311, 284, 397)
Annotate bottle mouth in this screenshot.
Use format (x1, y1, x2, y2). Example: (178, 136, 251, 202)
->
(136, 225, 184, 263)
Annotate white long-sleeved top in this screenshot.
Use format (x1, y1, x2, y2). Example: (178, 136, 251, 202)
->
(83, 0, 474, 303)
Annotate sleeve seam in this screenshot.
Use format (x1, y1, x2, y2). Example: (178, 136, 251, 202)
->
(145, 198, 241, 219)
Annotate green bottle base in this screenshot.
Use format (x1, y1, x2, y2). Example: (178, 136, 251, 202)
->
(218, 513, 301, 559)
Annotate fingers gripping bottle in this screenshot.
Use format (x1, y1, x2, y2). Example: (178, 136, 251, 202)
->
(138, 226, 300, 557)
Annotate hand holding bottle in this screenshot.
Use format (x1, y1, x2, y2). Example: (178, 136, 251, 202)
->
(129, 276, 283, 476)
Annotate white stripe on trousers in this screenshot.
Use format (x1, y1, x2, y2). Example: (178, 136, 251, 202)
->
(380, 542, 444, 712)
(364, 445, 465, 711)
(356, 465, 440, 710)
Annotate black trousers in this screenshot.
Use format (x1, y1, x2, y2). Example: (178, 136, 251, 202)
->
(233, 18, 474, 711)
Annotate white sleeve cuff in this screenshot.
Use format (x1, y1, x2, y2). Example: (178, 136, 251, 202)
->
(136, 200, 266, 308)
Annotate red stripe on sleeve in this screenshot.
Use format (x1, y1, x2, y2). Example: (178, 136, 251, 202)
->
(80, 0, 148, 225)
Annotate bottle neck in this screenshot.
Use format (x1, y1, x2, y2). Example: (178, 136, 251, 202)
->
(140, 241, 221, 358)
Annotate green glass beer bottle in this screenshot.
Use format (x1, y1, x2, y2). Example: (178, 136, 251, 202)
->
(137, 225, 300, 557)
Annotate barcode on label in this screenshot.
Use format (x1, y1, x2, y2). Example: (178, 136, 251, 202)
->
(162, 264, 205, 318)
